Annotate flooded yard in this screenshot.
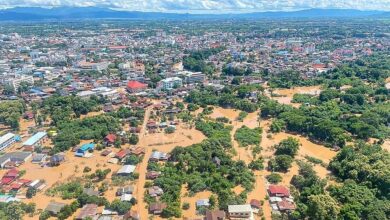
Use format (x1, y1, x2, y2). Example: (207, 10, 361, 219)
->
(267, 85, 322, 107)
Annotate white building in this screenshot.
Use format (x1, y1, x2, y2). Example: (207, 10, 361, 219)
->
(181, 71, 206, 84)
(158, 77, 182, 90)
(228, 204, 254, 220)
(0, 133, 16, 151)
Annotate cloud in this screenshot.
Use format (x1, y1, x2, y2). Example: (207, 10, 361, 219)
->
(0, 0, 389, 12)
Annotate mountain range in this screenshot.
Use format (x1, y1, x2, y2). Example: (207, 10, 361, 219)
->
(0, 7, 389, 21)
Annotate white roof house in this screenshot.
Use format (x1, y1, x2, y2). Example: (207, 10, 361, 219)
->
(228, 204, 254, 220)
(117, 165, 136, 175)
(0, 133, 15, 151)
(228, 204, 252, 213)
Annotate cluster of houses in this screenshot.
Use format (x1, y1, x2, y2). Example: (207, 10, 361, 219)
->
(268, 184, 296, 214)
(0, 168, 46, 198)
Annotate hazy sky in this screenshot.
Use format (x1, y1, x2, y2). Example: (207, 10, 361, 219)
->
(1, 0, 389, 12)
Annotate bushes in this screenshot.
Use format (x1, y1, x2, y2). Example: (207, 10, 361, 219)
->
(195, 120, 232, 148)
(266, 173, 282, 184)
(269, 119, 285, 133)
(165, 127, 176, 134)
(274, 137, 300, 157)
(0, 100, 25, 130)
(88, 169, 111, 181)
(292, 94, 318, 105)
(182, 202, 190, 210)
(187, 103, 199, 112)
(57, 201, 79, 220)
(268, 155, 293, 172)
(329, 142, 390, 197)
(216, 117, 230, 123)
(185, 88, 259, 113)
(124, 155, 143, 165)
(237, 111, 248, 122)
(268, 138, 299, 172)
(129, 134, 139, 145)
(26, 187, 37, 199)
(39, 211, 50, 220)
(52, 115, 121, 153)
(248, 158, 264, 170)
(152, 120, 255, 216)
(108, 199, 134, 215)
(46, 181, 83, 199)
(234, 126, 262, 147)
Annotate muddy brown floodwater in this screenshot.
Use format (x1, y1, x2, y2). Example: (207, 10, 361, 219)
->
(133, 105, 206, 220)
(267, 85, 322, 107)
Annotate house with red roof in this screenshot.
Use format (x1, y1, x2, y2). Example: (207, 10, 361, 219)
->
(127, 81, 148, 93)
(268, 185, 290, 197)
(1, 169, 19, 185)
(277, 199, 296, 212)
(104, 134, 117, 146)
(115, 149, 130, 160)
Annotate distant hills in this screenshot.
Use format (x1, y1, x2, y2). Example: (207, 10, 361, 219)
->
(0, 7, 389, 21)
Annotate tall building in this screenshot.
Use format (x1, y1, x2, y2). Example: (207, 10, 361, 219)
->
(158, 77, 182, 90)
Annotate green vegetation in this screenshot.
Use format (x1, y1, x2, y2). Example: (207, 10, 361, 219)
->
(46, 181, 83, 199)
(237, 111, 248, 122)
(0, 202, 36, 220)
(0, 100, 25, 130)
(269, 119, 285, 133)
(185, 85, 260, 113)
(234, 126, 262, 147)
(266, 173, 282, 184)
(268, 155, 293, 173)
(292, 93, 319, 105)
(248, 158, 264, 170)
(183, 47, 224, 75)
(268, 138, 300, 173)
(165, 126, 176, 134)
(268, 70, 322, 88)
(304, 156, 326, 166)
(261, 55, 390, 144)
(52, 115, 121, 153)
(42, 95, 102, 125)
(274, 137, 300, 157)
(290, 142, 390, 220)
(195, 120, 233, 148)
(152, 119, 255, 218)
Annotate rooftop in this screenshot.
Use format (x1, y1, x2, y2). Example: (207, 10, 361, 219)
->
(117, 165, 136, 174)
(228, 204, 252, 213)
(23, 132, 47, 146)
(0, 133, 15, 145)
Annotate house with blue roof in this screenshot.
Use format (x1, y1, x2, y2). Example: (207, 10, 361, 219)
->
(75, 143, 95, 157)
(23, 132, 47, 149)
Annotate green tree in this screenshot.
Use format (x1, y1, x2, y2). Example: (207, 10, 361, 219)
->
(5, 202, 25, 220)
(129, 134, 139, 145)
(268, 155, 293, 172)
(274, 137, 300, 157)
(266, 173, 282, 184)
(26, 187, 37, 198)
(307, 194, 340, 220)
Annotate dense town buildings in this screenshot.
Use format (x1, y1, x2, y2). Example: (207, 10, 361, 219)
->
(0, 18, 389, 220)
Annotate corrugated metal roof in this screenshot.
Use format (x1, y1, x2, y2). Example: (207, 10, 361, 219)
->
(228, 204, 252, 213)
(23, 132, 47, 146)
(117, 165, 136, 174)
(0, 133, 15, 145)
